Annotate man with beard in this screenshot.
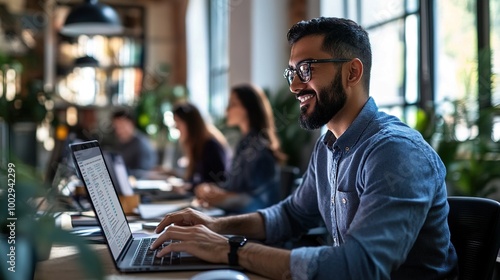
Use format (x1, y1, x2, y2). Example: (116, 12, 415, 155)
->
(150, 17, 458, 280)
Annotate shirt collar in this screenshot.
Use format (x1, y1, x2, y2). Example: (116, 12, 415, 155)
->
(323, 97, 378, 151)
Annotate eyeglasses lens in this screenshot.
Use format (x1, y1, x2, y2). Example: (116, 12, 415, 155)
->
(298, 63, 310, 83)
(284, 62, 311, 85)
(284, 69, 293, 85)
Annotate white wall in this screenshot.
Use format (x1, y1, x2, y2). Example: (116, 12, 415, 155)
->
(186, 0, 209, 114)
(228, 0, 252, 88)
(320, 0, 344, 17)
(228, 0, 326, 95)
(228, 0, 288, 95)
(144, 1, 174, 78)
(250, 0, 288, 95)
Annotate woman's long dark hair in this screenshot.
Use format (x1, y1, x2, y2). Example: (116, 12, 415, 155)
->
(231, 84, 287, 164)
(173, 102, 228, 180)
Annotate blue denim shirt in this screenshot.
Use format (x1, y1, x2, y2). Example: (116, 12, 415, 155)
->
(259, 98, 457, 279)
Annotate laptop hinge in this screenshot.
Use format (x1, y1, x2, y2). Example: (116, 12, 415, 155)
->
(117, 236, 135, 263)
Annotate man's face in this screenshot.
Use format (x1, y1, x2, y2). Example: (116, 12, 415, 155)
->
(112, 117, 135, 143)
(287, 35, 347, 130)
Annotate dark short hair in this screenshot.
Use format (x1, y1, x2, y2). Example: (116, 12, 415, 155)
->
(287, 17, 372, 91)
(112, 108, 135, 122)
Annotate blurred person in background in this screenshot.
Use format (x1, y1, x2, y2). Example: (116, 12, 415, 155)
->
(172, 102, 231, 190)
(195, 84, 286, 214)
(111, 109, 157, 179)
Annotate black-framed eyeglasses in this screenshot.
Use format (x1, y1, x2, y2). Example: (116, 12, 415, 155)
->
(283, 58, 351, 85)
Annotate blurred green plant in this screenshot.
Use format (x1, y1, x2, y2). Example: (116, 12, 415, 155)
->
(414, 98, 500, 197)
(268, 86, 313, 169)
(0, 160, 104, 279)
(135, 64, 188, 141)
(0, 58, 49, 125)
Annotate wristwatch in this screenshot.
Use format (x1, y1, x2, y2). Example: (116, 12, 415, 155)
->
(228, 235, 247, 266)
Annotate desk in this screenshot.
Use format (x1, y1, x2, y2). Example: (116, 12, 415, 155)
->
(34, 244, 270, 280)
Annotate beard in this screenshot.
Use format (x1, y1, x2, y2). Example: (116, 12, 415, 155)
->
(299, 70, 347, 130)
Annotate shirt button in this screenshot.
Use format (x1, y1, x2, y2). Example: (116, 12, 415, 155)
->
(333, 237, 337, 243)
(342, 198, 347, 204)
(331, 196, 335, 204)
(345, 146, 350, 152)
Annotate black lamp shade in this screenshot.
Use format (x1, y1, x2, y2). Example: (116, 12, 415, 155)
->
(74, 55, 99, 67)
(60, 0, 123, 36)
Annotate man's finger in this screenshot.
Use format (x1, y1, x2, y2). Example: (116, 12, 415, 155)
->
(155, 214, 175, 233)
(155, 208, 196, 233)
(157, 241, 186, 257)
(151, 225, 195, 249)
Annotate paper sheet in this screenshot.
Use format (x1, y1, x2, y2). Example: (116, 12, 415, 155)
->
(137, 202, 191, 219)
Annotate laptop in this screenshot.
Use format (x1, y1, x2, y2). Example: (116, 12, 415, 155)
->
(69, 140, 235, 272)
(102, 152, 135, 196)
(103, 150, 192, 201)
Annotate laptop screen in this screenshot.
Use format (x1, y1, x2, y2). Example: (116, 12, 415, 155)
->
(103, 152, 134, 196)
(71, 141, 132, 260)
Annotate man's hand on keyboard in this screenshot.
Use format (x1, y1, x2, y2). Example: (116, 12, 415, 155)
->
(154, 207, 220, 233)
(150, 223, 228, 264)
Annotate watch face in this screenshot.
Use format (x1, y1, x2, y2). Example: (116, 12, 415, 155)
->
(229, 235, 247, 246)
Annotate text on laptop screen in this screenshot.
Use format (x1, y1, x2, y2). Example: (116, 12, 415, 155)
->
(73, 146, 132, 259)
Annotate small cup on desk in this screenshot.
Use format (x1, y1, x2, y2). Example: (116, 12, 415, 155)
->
(118, 194, 140, 215)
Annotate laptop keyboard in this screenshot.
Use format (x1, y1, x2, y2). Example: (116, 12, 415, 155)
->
(132, 238, 181, 266)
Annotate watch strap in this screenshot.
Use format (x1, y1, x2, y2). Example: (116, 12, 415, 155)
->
(228, 248, 239, 266)
(228, 236, 247, 266)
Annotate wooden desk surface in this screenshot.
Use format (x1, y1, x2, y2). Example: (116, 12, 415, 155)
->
(35, 244, 270, 280)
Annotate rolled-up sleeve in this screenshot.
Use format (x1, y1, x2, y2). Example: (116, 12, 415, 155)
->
(258, 205, 327, 279)
(257, 200, 293, 244)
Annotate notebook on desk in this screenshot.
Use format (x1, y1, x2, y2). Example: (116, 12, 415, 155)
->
(69, 140, 235, 272)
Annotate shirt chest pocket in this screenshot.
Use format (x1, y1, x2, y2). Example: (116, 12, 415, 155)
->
(334, 176, 360, 236)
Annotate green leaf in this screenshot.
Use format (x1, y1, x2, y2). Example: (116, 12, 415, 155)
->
(49, 227, 105, 280)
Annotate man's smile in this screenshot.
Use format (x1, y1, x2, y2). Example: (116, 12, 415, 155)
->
(297, 92, 316, 108)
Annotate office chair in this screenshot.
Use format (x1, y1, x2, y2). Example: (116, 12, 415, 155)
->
(279, 165, 301, 200)
(447, 196, 500, 280)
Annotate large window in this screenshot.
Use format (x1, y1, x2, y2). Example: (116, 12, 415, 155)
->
(364, 1, 419, 124)
(434, 0, 499, 142)
(186, 0, 229, 122)
(322, 0, 498, 142)
(492, 0, 500, 141)
(494, 0, 500, 104)
(208, 0, 230, 121)
(435, 1, 477, 105)
(322, 0, 420, 125)
(434, 0, 478, 141)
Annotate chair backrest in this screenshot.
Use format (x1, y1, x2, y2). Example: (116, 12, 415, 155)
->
(447, 196, 500, 280)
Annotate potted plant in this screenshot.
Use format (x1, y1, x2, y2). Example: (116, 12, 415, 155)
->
(0, 54, 49, 167)
(0, 160, 104, 279)
(268, 86, 314, 170)
(415, 98, 500, 197)
(135, 63, 188, 164)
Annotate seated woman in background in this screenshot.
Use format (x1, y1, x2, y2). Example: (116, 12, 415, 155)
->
(195, 84, 286, 214)
(173, 102, 231, 189)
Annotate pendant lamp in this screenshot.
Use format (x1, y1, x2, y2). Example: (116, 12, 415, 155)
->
(74, 55, 99, 67)
(60, 0, 123, 36)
